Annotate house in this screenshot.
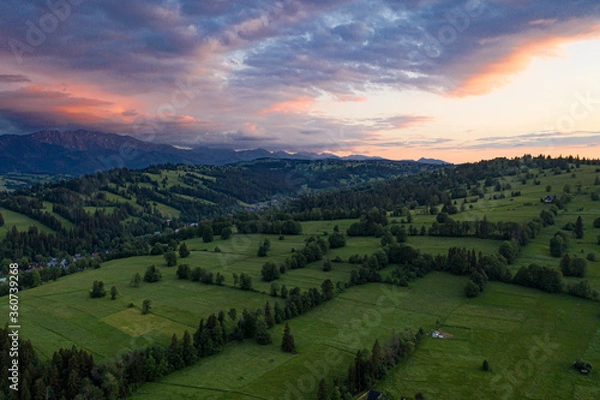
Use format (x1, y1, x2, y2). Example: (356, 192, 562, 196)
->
(543, 195, 556, 203)
(358, 390, 383, 400)
(366, 390, 382, 400)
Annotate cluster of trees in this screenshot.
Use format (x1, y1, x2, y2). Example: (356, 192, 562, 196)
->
(0, 275, 337, 399)
(347, 207, 388, 237)
(176, 264, 225, 286)
(236, 219, 302, 235)
(550, 231, 570, 257)
(233, 272, 253, 290)
(143, 265, 162, 283)
(512, 264, 563, 293)
(89, 280, 107, 298)
(327, 226, 346, 248)
(257, 238, 271, 257)
(560, 254, 587, 277)
(261, 261, 280, 282)
(313, 328, 425, 399)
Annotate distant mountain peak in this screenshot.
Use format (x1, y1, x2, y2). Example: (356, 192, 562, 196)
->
(417, 157, 451, 165)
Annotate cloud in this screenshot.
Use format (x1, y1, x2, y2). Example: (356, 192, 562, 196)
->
(0, 74, 31, 83)
(464, 131, 600, 150)
(446, 19, 600, 97)
(0, 0, 599, 156)
(259, 96, 316, 115)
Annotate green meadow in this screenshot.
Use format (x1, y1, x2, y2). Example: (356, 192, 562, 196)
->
(0, 164, 599, 398)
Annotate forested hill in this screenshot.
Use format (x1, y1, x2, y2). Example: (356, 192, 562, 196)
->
(285, 155, 599, 216)
(0, 159, 438, 261)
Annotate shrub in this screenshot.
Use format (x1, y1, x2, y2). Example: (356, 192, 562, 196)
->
(464, 280, 480, 298)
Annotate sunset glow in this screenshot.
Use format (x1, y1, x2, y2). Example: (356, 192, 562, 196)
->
(1, 1, 599, 163)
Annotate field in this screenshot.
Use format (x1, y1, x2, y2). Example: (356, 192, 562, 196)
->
(0, 206, 55, 240)
(1, 163, 600, 399)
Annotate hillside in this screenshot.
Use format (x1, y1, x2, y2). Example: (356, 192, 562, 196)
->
(0, 158, 438, 260)
(0, 154, 599, 400)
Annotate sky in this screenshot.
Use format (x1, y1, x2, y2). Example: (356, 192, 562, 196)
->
(0, 0, 599, 163)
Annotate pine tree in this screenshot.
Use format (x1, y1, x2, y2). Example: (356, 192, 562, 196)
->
(281, 323, 296, 353)
(202, 225, 214, 242)
(317, 379, 328, 400)
(255, 316, 272, 345)
(264, 301, 275, 328)
(182, 331, 197, 366)
(164, 251, 177, 267)
(575, 216, 584, 239)
(110, 286, 118, 300)
(142, 299, 152, 314)
(179, 242, 190, 258)
(90, 280, 106, 298)
(130, 272, 142, 287)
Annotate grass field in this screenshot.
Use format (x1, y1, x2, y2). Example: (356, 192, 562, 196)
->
(1, 164, 600, 399)
(0, 206, 55, 240)
(127, 274, 600, 400)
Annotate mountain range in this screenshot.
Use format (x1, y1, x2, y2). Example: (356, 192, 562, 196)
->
(0, 130, 449, 175)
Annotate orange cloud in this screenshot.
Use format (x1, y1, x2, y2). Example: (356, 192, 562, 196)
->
(448, 21, 600, 97)
(259, 96, 315, 115)
(335, 94, 367, 102)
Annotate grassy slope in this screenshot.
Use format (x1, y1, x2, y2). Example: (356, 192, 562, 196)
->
(0, 206, 55, 241)
(0, 164, 599, 399)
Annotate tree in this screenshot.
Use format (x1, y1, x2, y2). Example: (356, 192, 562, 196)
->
(317, 379, 328, 400)
(142, 299, 152, 314)
(257, 238, 271, 257)
(182, 330, 197, 366)
(574, 216, 584, 239)
(264, 301, 275, 328)
(280, 284, 288, 299)
(110, 286, 118, 300)
(482, 359, 490, 371)
(281, 323, 296, 353)
(549, 233, 569, 257)
(215, 272, 225, 286)
(270, 282, 279, 297)
(178, 242, 190, 258)
(144, 265, 162, 282)
(0, 212, 4, 227)
(30, 270, 41, 288)
(164, 251, 177, 267)
(90, 280, 106, 298)
(322, 258, 332, 272)
(176, 264, 190, 279)
(321, 279, 334, 301)
(464, 280, 480, 298)
(255, 316, 272, 345)
(261, 261, 280, 282)
(202, 225, 214, 243)
(130, 272, 141, 287)
(380, 231, 395, 247)
(220, 227, 232, 240)
(239, 273, 253, 290)
(328, 231, 346, 249)
(498, 240, 519, 264)
(593, 217, 600, 228)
